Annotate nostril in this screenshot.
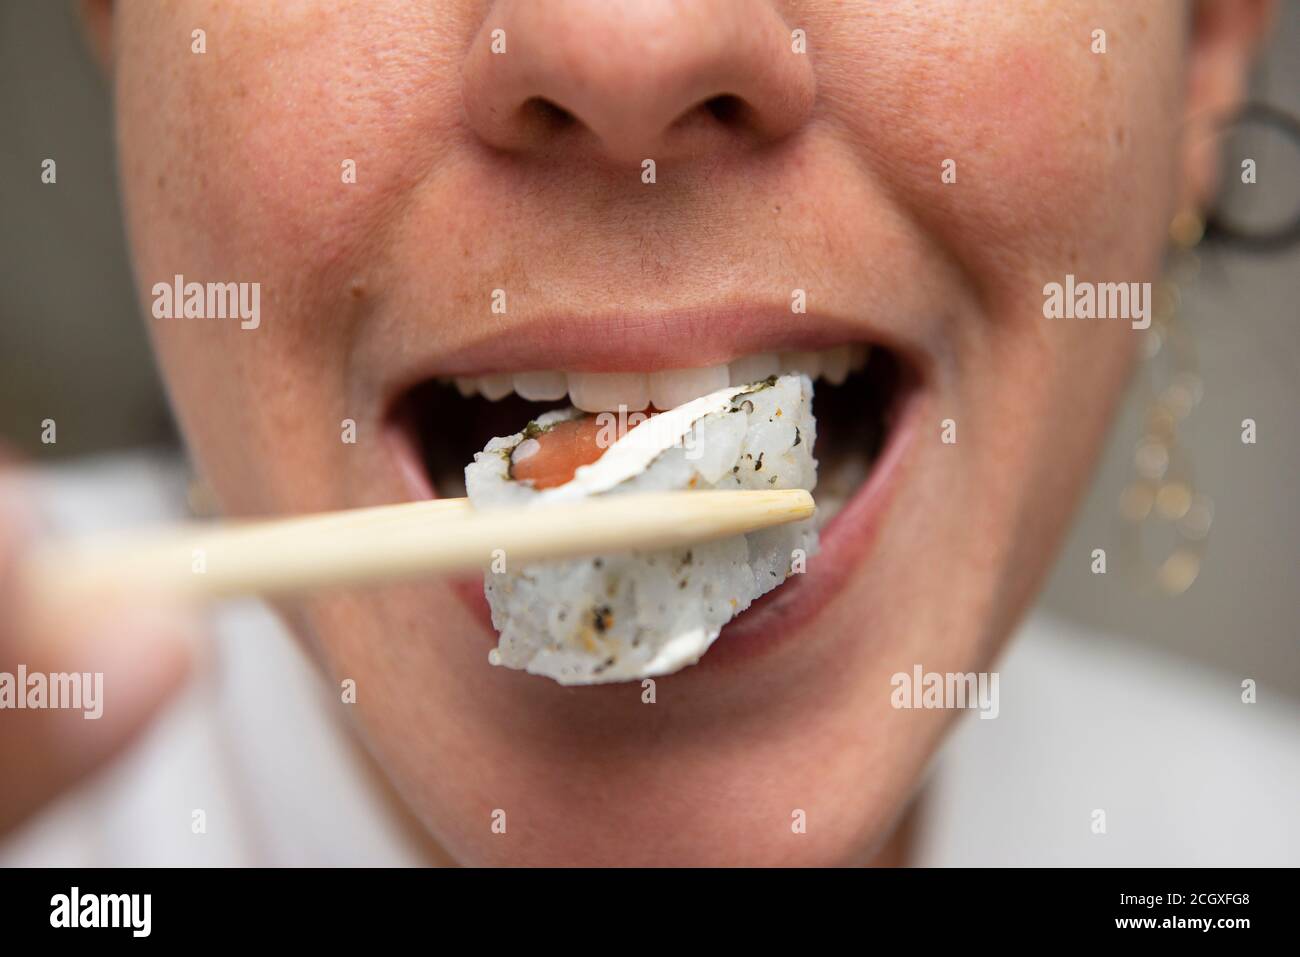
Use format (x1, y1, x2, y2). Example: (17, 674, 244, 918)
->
(666, 95, 755, 140)
(703, 94, 747, 126)
(522, 97, 577, 132)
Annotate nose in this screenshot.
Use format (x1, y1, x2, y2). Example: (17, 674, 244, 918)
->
(461, 0, 815, 166)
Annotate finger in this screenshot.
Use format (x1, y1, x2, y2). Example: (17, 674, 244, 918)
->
(0, 495, 202, 837)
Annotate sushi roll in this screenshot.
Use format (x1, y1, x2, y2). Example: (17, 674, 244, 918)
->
(464, 373, 819, 685)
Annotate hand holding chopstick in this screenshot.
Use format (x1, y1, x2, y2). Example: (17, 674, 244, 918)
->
(20, 489, 815, 605)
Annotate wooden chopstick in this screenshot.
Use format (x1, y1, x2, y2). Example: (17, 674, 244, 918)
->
(21, 489, 815, 605)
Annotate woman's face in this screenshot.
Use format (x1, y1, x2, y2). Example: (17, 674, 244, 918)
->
(98, 0, 1264, 864)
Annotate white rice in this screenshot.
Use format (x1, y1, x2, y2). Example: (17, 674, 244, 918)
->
(464, 374, 818, 684)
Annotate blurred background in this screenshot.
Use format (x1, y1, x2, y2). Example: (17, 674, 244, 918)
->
(2, 2, 1298, 697)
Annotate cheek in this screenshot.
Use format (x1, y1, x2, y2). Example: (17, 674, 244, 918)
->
(118, 2, 465, 289)
(113, 1, 470, 510)
(821, 2, 1184, 282)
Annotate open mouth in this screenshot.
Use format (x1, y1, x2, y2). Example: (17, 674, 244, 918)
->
(390, 343, 913, 531)
(384, 332, 921, 669)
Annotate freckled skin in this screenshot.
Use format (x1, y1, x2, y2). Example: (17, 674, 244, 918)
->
(96, 0, 1269, 865)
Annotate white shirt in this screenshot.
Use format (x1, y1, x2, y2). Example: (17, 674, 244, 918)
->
(3, 452, 1297, 866)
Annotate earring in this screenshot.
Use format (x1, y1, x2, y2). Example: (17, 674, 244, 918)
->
(1117, 210, 1214, 595)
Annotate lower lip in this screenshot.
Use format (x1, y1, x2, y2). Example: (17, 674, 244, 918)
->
(442, 388, 923, 674)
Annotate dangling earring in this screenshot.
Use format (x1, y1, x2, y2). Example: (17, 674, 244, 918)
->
(1117, 209, 1214, 595)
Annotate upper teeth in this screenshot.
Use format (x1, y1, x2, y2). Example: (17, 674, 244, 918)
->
(448, 345, 869, 413)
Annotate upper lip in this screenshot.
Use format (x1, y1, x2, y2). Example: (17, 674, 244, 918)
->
(379, 301, 932, 407)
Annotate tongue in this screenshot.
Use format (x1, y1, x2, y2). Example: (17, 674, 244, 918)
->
(510, 411, 649, 489)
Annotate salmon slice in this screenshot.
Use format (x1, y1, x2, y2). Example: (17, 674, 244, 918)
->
(510, 411, 650, 489)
